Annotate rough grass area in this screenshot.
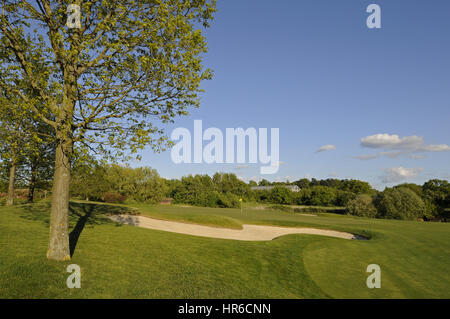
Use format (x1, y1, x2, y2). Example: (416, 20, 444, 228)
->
(1, 202, 449, 298)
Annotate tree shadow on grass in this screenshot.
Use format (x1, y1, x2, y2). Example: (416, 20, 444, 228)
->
(69, 203, 94, 257)
(19, 201, 140, 257)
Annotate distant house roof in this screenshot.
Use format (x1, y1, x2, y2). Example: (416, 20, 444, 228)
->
(250, 185, 300, 192)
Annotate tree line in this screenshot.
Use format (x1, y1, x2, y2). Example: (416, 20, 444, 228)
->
(2, 156, 449, 222)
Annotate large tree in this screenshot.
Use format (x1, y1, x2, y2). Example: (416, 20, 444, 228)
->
(0, 0, 216, 260)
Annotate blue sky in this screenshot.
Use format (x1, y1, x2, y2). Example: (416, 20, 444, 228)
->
(135, 0, 450, 189)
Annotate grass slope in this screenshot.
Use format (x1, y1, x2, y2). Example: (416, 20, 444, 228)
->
(0, 202, 449, 298)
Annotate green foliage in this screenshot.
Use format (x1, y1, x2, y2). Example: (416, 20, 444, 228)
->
(171, 173, 246, 208)
(346, 194, 377, 218)
(421, 179, 450, 219)
(104, 165, 167, 204)
(0, 0, 217, 160)
(301, 178, 374, 195)
(250, 189, 270, 203)
(268, 186, 293, 205)
(70, 156, 109, 201)
(293, 178, 310, 189)
(394, 183, 423, 197)
(255, 178, 374, 208)
(306, 186, 337, 207)
(71, 162, 166, 204)
(338, 179, 374, 195)
(373, 187, 427, 220)
(0, 90, 55, 202)
(335, 190, 356, 207)
(248, 180, 258, 187)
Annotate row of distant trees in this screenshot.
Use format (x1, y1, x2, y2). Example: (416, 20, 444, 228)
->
(347, 181, 450, 221)
(3, 157, 448, 221)
(252, 179, 375, 207)
(253, 178, 449, 221)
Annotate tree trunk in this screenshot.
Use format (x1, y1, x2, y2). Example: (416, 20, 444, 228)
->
(6, 153, 16, 206)
(47, 136, 72, 261)
(47, 58, 78, 261)
(27, 182, 35, 203)
(27, 164, 37, 203)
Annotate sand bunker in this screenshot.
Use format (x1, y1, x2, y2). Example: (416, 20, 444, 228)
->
(110, 214, 366, 241)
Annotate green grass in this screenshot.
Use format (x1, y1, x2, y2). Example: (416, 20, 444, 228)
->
(1, 201, 449, 298)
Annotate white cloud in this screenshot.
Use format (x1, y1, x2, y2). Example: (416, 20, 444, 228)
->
(421, 144, 450, 152)
(355, 134, 450, 160)
(361, 134, 423, 149)
(316, 144, 336, 152)
(234, 164, 249, 170)
(380, 167, 423, 183)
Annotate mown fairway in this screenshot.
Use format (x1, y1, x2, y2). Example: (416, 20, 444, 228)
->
(0, 202, 449, 298)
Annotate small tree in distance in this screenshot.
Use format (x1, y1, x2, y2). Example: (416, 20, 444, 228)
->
(373, 187, 426, 221)
(346, 194, 377, 218)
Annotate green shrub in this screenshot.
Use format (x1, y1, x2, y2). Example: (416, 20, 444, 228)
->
(373, 187, 426, 220)
(346, 194, 377, 218)
(421, 179, 450, 220)
(269, 186, 293, 205)
(307, 186, 337, 207)
(336, 190, 356, 207)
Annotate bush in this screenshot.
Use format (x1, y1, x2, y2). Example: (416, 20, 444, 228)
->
(252, 190, 271, 203)
(103, 192, 127, 204)
(422, 179, 450, 220)
(269, 186, 293, 205)
(336, 190, 356, 207)
(346, 194, 377, 218)
(307, 186, 337, 207)
(219, 192, 241, 208)
(373, 187, 426, 220)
